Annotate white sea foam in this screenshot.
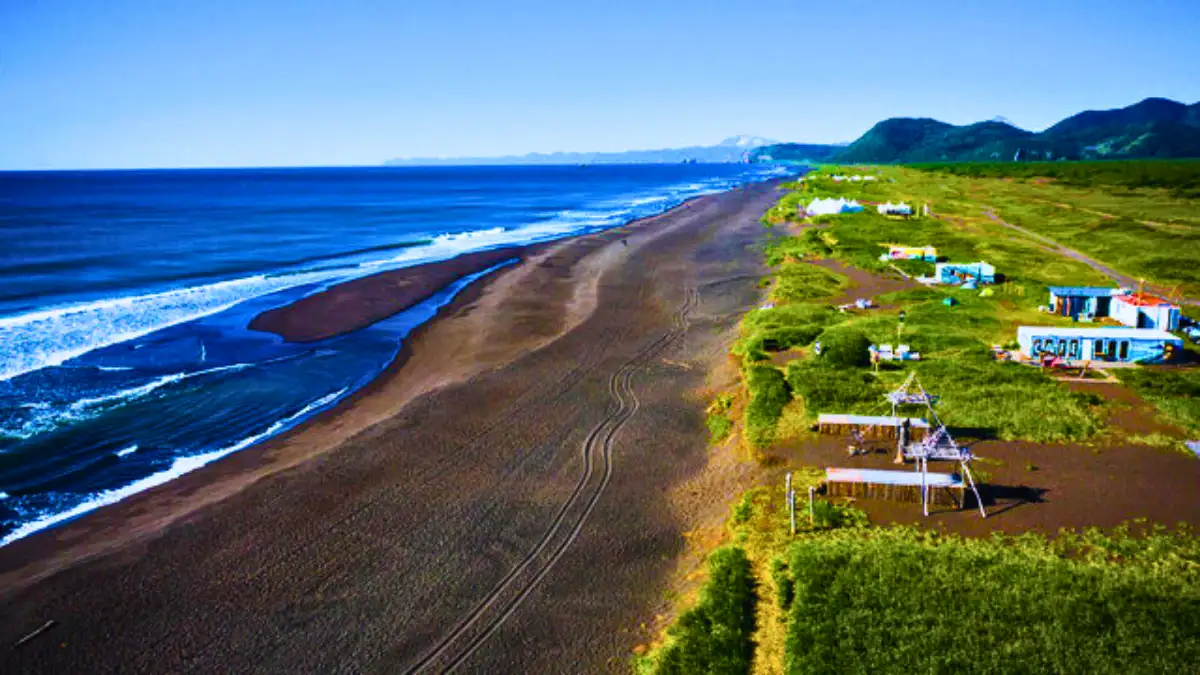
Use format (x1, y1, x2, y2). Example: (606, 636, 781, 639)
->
(0, 387, 348, 547)
(6, 363, 256, 442)
(0, 492, 8, 500)
(115, 444, 139, 458)
(0, 170, 774, 384)
(0, 273, 332, 383)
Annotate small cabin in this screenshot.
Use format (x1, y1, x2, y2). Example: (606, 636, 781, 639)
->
(1111, 293, 1181, 331)
(935, 261, 995, 285)
(876, 202, 914, 217)
(1047, 286, 1125, 320)
(1017, 326, 1183, 364)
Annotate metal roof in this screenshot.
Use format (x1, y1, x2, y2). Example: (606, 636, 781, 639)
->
(818, 414, 930, 427)
(1048, 286, 1124, 297)
(826, 467, 962, 487)
(1114, 292, 1177, 308)
(1017, 326, 1181, 341)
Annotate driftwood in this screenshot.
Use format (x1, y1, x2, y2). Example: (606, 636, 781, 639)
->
(12, 620, 56, 650)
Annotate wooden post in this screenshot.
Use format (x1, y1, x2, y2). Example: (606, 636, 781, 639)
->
(808, 486, 815, 528)
(789, 489, 796, 535)
(786, 472, 795, 535)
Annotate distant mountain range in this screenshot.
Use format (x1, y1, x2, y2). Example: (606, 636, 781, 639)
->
(384, 98, 1200, 167)
(752, 97, 1200, 164)
(384, 135, 779, 166)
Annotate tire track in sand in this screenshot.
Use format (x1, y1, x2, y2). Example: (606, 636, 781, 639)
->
(406, 286, 699, 674)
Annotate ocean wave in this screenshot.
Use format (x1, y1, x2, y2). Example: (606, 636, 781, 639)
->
(0, 273, 334, 383)
(0, 168, 776, 383)
(5, 363, 256, 441)
(115, 444, 138, 458)
(0, 386, 348, 548)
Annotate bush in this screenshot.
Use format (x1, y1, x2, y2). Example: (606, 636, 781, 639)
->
(652, 547, 758, 675)
(814, 327, 872, 368)
(744, 366, 791, 448)
(786, 361, 884, 414)
(706, 414, 733, 444)
(1116, 368, 1200, 434)
(771, 557, 794, 610)
(772, 263, 846, 303)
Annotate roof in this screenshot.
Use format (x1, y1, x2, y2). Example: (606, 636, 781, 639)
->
(826, 467, 962, 487)
(1113, 292, 1178, 308)
(818, 414, 930, 428)
(1017, 326, 1181, 341)
(937, 261, 993, 269)
(1048, 286, 1124, 297)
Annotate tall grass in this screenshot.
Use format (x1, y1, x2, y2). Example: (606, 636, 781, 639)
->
(781, 525, 1200, 674)
(1116, 368, 1200, 435)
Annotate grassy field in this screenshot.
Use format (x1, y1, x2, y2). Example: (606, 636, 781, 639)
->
(903, 161, 1200, 299)
(637, 478, 1200, 674)
(734, 165, 1131, 446)
(781, 524, 1200, 674)
(635, 160, 1200, 674)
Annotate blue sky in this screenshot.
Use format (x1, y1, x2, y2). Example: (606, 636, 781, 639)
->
(2, 0, 1198, 169)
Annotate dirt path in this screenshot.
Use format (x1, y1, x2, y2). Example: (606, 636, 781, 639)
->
(0, 183, 781, 675)
(979, 207, 1198, 307)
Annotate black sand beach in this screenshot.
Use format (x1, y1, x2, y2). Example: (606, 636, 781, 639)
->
(1, 181, 782, 673)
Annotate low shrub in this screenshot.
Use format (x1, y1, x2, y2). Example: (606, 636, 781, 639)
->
(772, 263, 846, 303)
(770, 557, 794, 610)
(706, 414, 733, 444)
(744, 366, 791, 448)
(651, 547, 758, 675)
(813, 327, 872, 368)
(785, 361, 884, 415)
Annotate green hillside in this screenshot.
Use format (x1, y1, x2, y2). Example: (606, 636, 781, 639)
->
(758, 97, 1200, 164)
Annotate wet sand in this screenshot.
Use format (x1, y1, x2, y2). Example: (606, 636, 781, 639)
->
(250, 245, 530, 342)
(0, 181, 782, 673)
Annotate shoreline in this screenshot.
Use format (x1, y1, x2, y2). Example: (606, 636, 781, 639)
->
(0, 186, 756, 593)
(0, 179, 785, 673)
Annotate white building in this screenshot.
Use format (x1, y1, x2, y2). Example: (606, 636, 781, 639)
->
(807, 197, 864, 216)
(876, 201, 913, 216)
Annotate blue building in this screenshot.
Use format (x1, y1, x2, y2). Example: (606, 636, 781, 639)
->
(1047, 286, 1124, 320)
(935, 261, 995, 285)
(1017, 326, 1183, 364)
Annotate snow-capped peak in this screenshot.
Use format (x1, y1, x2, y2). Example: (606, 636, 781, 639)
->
(719, 135, 777, 148)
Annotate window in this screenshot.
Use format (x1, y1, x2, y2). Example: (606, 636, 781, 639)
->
(1032, 339, 1042, 354)
(1069, 339, 1080, 358)
(1118, 340, 1130, 360)
(1057, 340, 1067, 356)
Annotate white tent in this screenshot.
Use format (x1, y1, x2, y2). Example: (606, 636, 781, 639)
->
(807, 197, 864, 216)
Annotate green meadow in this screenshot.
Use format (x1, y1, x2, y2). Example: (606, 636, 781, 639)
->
(638, 474, 1200, 674)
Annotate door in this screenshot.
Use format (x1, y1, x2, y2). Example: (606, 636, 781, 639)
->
(1118, 340, 1130, 361)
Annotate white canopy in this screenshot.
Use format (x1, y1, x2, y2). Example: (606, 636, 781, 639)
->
(807, 197, 864, 216)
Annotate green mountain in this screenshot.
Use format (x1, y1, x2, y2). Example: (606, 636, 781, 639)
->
(758, 97, 1200, 164)
(745, 142, 844, 163)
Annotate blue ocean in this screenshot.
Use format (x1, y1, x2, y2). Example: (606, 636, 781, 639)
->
(0, 164, 788, 545)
